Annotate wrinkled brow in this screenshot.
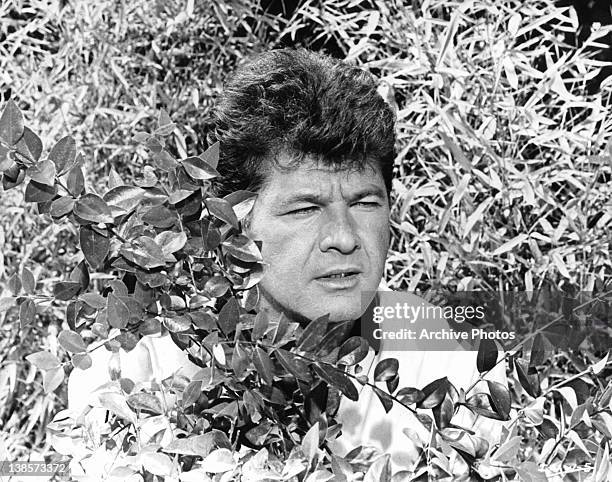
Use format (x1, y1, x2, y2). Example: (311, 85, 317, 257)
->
(278, 185, 386, 208)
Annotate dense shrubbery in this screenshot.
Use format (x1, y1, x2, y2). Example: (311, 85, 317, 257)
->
(0, 0, 611, 480)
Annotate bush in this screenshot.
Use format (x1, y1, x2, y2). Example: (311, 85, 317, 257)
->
(0, 0, 611, 480)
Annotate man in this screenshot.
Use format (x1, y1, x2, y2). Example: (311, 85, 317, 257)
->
(68, 48, 503, 472)
(211, 48, 394, 326)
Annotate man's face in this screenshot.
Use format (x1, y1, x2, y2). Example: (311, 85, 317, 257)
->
(246, 155, 390, 324)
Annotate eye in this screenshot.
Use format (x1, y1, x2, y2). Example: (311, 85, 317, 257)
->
(353, 200, 381, 208)
(288, 206, 319, 216)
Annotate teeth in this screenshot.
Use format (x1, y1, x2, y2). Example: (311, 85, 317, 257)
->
(330, 273, 349, 278)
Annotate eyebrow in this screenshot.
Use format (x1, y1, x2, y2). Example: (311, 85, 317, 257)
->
(279, 185, 387, 208)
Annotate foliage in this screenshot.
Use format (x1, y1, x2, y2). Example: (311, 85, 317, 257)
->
(0, 0, 611, 481)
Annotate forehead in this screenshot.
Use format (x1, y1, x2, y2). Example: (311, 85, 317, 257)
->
(256, 155, 386, 200)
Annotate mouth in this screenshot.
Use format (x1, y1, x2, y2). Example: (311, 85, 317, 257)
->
(315, 269, 362, 289)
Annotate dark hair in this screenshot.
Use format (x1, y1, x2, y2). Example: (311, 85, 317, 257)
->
(210, 48, 396, 197)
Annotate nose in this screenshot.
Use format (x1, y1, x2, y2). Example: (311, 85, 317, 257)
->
(319, 204, 361, 254)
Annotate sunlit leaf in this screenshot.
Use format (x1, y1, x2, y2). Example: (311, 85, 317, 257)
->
(373, 358, 399, 382)
(74, 194, 113, 224)
(337, 336, 369, 366)
(127, 392, 163, 414)
(0, 100, 24, 145)
(19, 298, 36, 327)
(26, 350, 61, 370)
(49, 136, 77, 175)
(417, 377, 448, 409)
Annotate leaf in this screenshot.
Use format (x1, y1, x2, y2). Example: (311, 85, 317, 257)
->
(417, 377, 448, 409)
(127, 392, 163, 414)
(142, 205, 177, 228)
(374, 358, 399, 382)
(205, 197, 239, 229)
(53, 281, 81, 301)
(201, 141, 220, 169)
(98, 392, 136, 422)
(302, 422, 320, 465)
(155, 231, 187, 254)
(252, 311, 269, 341)
(66, 165, 84, 196)
(204, 275, 230, 297)
(2, 163, 25, 190)
(50, 197, 75, 218)
(592, 352, 609, 375)
(74, 194, 113, 224)
(182, 380, 202, 407)
(21, 267, 35, 294)
(218, 297, 240, 335)
(69, 260, 90, 290)
(119, 236, 166, 269)
(24, 180, 57, 202)
(492, 436, 521, 463)
(103, 186, 145, 214)
(65, 300, 80, 330)
(224, 190, 257, 220)
(298, 314, 330, 352)
(26, 350, 61, 370)
(0, 100, 24, 145)
(515, 358, 540, 398)
(396, 387, 424, 405)
(156, 109, 172, 128)
(107, 167, 123, 189)
(27, 159, 56, 186)
(253, 346, 275, 385)
(337, 336, 369, 366)
(58, 330, 87, 353)
(182, 156, 220, 180)
(275, 348, 312, 382)
(317, 320, 353, 356)
(231, 342, 250, 379)
(141, 452, 174, 477)
(153, 149, 178, 170)
(79, 226, 109, 269)
(222, 234, 263, 262)
(19, 299, 36, 328)
(363, 454, 392, 482)
(440, 132, 471, 172)
(201, 448, 235, 474)
(107, 293, 130, 329)
(71, 352, 92, 370)
(271, 313, 290, 345)
(477, 338, 498, 373)
(163, 431, 231, 457)
(313, 364, 358, 401)
(0, 144, 10, 170)
(492, 234, 528, 256)
(372, 386, 394, 413)
(15, 126, 42, 161)
(7, 273, 21, 295)
(487, 380, 511, 420)
(43, 367, 64, 393)
(49, 136, 76, 175)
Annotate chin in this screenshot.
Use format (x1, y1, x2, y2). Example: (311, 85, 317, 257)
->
(313, 299, 366, 323)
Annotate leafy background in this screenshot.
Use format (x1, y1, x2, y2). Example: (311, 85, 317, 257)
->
(0, 0, 611, 478)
